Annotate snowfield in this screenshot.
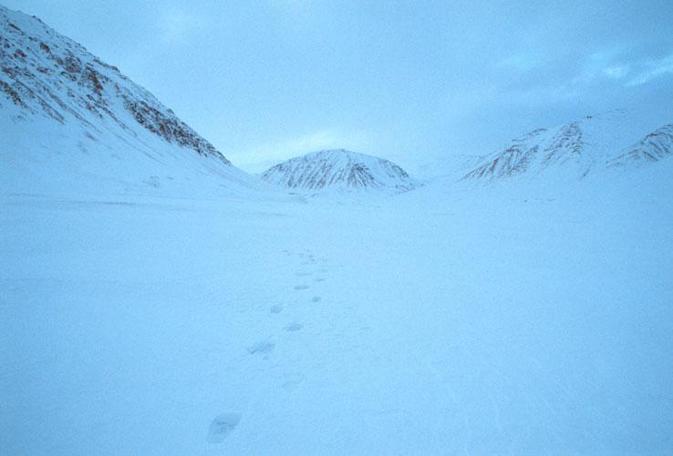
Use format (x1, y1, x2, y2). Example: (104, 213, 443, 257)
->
(3, 4, 673, 455)
(2, 163, 673, 455)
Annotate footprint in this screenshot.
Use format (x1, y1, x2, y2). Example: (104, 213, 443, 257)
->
(281, 373, 305, 392)
(311, 296, 321, 303)
(247, 340, 275, 355)
(284, 322, 303, 332)
(294, 284, 310, 290)
(314, 278, 326, 282)
(269, 304, 283, 314)
(207, 413, 241, 443)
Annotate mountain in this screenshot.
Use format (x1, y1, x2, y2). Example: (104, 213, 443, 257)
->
(0, 5, 258, 197)
(608, 124, 673, 168)
(261, 149, 417, 193)
(462, 111, 673, 182)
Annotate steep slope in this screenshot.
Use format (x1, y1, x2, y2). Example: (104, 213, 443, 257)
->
(0, 5, 258, 197)
(261, 149, 416, 193)
(463, 111, 672, 182)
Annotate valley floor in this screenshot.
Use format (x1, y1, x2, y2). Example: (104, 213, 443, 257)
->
(2, 169, 673, 455)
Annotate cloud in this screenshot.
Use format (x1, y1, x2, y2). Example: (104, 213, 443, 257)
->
(571, 49, 673, 88)
(626, 53, 673, 86)
(571, 49, 625, 85)
(603, 65, 630, 80)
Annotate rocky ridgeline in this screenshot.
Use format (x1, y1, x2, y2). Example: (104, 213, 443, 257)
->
(463, 114, 673, 181)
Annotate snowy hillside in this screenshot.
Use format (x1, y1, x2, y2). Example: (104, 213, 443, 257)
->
(261, 149, 416, 193)
(0, 5, 260, 197)
(608, 124, 673, 167)
(463, 111, 673, 181)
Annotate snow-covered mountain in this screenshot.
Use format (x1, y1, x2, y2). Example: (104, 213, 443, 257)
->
(608, 124, 673, 168)
(463, 111, 673, 182)
(261, 149, 416, 193)
(0, 5, 259, 197)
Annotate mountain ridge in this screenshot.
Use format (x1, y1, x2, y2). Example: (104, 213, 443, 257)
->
(462, 111, 673, 182)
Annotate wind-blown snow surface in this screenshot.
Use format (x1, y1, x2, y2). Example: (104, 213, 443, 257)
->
(2, 163, 673, 454)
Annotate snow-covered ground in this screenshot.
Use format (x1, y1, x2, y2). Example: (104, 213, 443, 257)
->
(3, 3, 673, 454)
(2, 162, 673, 455)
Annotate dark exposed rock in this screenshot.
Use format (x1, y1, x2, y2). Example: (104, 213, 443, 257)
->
(0, 79, 24, 106)
(123, 98, 226, 161)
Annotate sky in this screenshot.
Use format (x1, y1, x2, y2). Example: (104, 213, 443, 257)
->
(5, 0, 673, 173)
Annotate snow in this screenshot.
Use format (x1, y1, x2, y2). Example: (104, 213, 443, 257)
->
(2, 162, 673, 455)
(1, 110, 273, 200)
(3, 4, 673, 455)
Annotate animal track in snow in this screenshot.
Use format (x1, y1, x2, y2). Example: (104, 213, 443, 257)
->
(247, 340, 275, 356)
(293, 284, 310, 290)
(284, 322, 303, 332)
(269, 304, 283, 314)
(207, 413, 241, 443)
(311, 296, 321, 303)
(281, 373, 305, 392)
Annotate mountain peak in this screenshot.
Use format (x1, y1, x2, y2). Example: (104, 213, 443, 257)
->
(261, 149, 416, 193)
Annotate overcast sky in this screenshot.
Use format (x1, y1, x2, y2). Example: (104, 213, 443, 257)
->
(6, 0, 673, 173)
